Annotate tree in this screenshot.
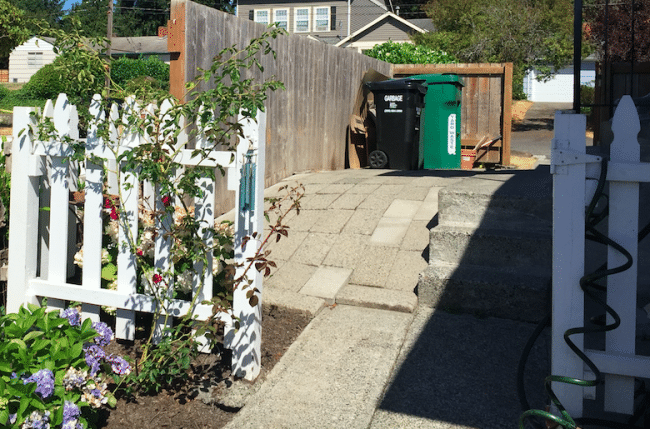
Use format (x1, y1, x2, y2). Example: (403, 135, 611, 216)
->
(113, 0, 235, 37)
(414, 0, 575, 98)
(0, 0, 32, 60)
(65, 0, 109, 38)
(364, 41, 457, 64)
(585, 0, 650, 63)
(13, 0, 64, 31)
(114, 0, 169, 37)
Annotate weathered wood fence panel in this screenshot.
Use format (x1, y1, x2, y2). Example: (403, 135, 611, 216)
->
(393, 63, 513, 166)
(593, 62, 650, 145)
(8, 94, 266, 381)
(550, 95, 650, 418)
(168, 0, 393, 213)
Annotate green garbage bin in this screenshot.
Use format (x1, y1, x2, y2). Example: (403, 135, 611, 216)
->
(411, 74, 464, 169)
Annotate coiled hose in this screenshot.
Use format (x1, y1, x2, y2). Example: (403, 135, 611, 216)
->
(519, 159, 638, 429)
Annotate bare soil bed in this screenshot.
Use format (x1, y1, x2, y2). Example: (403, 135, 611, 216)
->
(100, 305, 312, 429)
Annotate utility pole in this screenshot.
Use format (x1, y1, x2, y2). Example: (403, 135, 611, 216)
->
(106, 0, 113, 95)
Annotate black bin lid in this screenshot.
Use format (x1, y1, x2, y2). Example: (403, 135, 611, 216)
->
(365, 78, 427, 94)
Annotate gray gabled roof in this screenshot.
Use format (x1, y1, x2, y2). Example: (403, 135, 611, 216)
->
(406, 18, 434, 32)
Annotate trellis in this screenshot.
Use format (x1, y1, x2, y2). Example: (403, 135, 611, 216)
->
(7, 93, 266, 381)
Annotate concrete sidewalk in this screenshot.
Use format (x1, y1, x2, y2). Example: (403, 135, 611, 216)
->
(220, 164, 552, 429)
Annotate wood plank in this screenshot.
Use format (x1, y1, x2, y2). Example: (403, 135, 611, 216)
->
(393, 63, 506, 76)
(501, 63, 513, 166)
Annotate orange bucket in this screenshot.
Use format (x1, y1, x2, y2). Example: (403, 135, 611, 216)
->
(461, 149, 476, 170)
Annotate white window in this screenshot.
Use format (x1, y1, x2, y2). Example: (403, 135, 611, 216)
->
(27, 52, 43, 67)
(254, 9, 270, 25)
(274, 9, 288, 31)
(314, 7, 330, 32)
(294, 7, 310, 33)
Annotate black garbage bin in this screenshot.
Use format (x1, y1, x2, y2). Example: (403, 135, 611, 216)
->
(365, 78, 427, 170)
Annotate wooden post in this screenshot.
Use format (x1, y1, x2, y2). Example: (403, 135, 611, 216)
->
(7, 107, 40, 312)
(225, 110, 265, 381)
(604, 95, 639, 414)
(551, 110, 588, 418)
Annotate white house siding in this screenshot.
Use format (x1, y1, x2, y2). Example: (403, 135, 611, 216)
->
(524, 62, 596, 102)
(8, 37, 58, 83)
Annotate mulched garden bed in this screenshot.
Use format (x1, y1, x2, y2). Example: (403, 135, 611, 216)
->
(100, 304, 312, 429)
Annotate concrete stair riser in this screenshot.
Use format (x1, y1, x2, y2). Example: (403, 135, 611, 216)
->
(429, 225, 551, 274)
(418, 263, 550, 323)
(438, 190, 552, 232)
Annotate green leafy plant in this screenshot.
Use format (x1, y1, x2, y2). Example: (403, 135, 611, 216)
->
(364, 41, 457, 64)
(26, 25, 301, 395)
(0, 303, 130, 428)
(110, 56, 170, 90)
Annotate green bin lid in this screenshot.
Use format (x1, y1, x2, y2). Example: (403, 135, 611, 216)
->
(409, 74, 464, 87)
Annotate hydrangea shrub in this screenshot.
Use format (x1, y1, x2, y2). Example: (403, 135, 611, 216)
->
(0, 304, 130, 428)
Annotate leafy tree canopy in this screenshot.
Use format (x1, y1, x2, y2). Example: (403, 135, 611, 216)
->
(13, 0, 64, 31)
(114, 0, 234, 37)
(585, 0, 650, 63)
(414, 0, 576, 98)
(64, 0, 109, 38)
(364, 41, 457, 64)
(0, 0, 32, 59)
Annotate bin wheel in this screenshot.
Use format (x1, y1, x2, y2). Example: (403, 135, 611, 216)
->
(369, 150, 388, 169)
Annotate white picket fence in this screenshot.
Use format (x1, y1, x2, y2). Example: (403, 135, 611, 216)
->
(551, 95, 650, 418)
(7, 93, 266, 381)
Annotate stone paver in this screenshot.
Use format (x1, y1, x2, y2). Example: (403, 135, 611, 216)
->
(357, 194, 396, 212)
(372, 184, 406, 196)
(322, 233, 369, 268)
(328, 192, 368, 210)
(401, 220, 431, 252)
(309, 209, 354, 234)
(316, 183, 356, 194)
(385, 250, 428, 291)
(291, 233, 338, 266)
(346, 183, 381, 194)
(283, 209, 324, 232)
(299, 193, 340, 210)
(349, 246, 399, 287)
(264, 231, 308, 261)
(342, 209, 384, 235)
(336, 284, 417, 313)
(266, 261, 318, 292)
(383, 199, 422, 219)
(299, 266, 353, 304)
(370, 217, 411, 247)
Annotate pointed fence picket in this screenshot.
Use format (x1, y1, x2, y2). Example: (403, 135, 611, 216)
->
(7, 93, 266, 381)
(551, 95, 650, 418)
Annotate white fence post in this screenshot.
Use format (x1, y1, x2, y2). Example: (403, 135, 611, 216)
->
(604, 96, 640, 414)
(7, 107, 40, 313)
(551, 110, 589, 418)
(80, 95, 106, 323)
(226, 110, 266, 381)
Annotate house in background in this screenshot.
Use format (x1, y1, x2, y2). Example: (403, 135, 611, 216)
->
(236, 0, 430, 50)
(523, 56, 597, 103)
(8, 37, 57, 83)
(8, 34, 171, 84)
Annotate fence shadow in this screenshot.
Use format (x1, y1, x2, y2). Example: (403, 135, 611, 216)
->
(373, 166, 553, 428)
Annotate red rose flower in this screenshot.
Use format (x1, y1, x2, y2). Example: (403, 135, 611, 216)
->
(152, 274, 163, 284)
(161, 195, 171, 207)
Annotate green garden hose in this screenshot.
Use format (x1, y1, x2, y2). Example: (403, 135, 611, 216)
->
(519, 159, 637, 429)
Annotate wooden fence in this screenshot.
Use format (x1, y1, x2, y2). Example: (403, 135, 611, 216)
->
(7, 93, 266, 380)
(593, 62, 650, 145)
(393, 63, 513, 166)
(550, 96, 648, 418)
(167, 0, 392, 213)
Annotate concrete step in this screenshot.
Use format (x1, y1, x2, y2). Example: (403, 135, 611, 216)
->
(429, 225, 551, 275)
(418, 261, 550, 323)
(437, 168, 552, 232)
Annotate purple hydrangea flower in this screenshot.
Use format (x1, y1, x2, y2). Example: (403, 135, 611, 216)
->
(23, 369, 55, 399)
(22, 410, 50, 429)
(92, 321, 113, 347)
(83, 344, 106, 376)
(60, 308, 81, 327)
(62, 401, 80, 425)
(107, 355, 131, 375)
